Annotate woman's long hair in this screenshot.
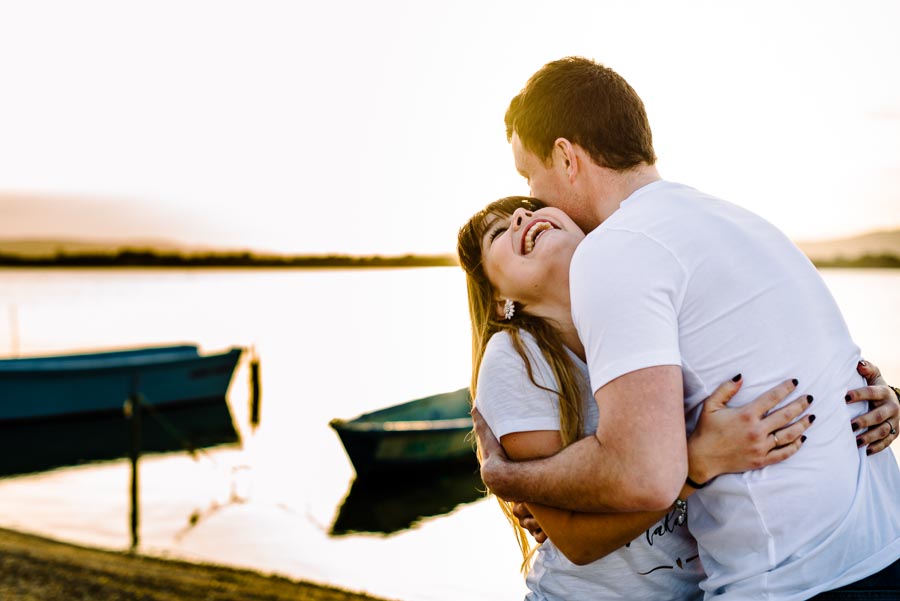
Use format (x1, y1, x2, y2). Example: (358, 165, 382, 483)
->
(457, 196, 587, 572)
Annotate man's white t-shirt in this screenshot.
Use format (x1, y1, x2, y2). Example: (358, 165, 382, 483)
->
(569, 180, 900, 599)
(476, 330, 703, 601)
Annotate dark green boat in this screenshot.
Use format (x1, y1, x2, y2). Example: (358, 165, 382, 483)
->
(329, 388, 474, 476)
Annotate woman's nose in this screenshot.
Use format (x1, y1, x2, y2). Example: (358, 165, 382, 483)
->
(511, 208, 532, 231)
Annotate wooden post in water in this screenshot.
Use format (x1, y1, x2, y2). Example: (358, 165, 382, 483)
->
(125, 379, 142, 550)
(249, 349, 262, 431)
(8, 305, 19, 357)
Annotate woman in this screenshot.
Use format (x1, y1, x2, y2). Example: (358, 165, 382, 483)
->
(457, 196, 899, 600)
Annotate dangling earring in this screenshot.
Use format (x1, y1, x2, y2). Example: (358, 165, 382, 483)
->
(503, 299, 516, 320)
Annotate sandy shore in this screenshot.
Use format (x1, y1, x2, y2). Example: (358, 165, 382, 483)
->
(0, 527, 394, 601)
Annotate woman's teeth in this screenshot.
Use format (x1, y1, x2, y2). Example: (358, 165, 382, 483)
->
(524, 221, 554, 254)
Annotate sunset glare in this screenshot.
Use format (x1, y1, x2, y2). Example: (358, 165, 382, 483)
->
(1, 0, 898, 255)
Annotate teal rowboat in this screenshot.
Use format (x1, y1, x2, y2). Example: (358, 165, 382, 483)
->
(0, 344, 241, 421)
(330, 388, 474, 476)
(0, 344, 242, 475)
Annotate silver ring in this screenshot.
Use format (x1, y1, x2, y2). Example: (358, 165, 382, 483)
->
(772, 432, 780, 447)
(888, 421, 897, 436)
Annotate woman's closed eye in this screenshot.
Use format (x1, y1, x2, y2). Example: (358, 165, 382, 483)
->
(488, 226, 508, 243)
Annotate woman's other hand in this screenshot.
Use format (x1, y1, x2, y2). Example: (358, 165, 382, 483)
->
(847, 360, 899, 456)
(512, 502, 547, 544)
(687, 376, 813, 486)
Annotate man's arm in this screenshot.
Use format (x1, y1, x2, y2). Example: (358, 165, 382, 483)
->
(478, 365, 687, 513)
(511, 376, 815, 563)
(500, 429, 673, 566)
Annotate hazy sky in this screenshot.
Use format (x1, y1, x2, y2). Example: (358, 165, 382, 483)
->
(1, 0, 898, 254)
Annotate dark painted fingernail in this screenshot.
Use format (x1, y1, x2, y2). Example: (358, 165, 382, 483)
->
(857, 438, 864, 446)
(808, 414, 816, 423)
(845, 394, 851, 402)
(807, 395, 814, 404)
(801, 435, 807, 443)
(866, 448, 873, 455)
(792, 379, 799, 386)
(851, 421, 859, 432)
(732, 373, 742, 382)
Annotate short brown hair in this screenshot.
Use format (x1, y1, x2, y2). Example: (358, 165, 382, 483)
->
(505, 57, 656, 171)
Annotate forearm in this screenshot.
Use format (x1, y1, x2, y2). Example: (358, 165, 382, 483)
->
(527, 503, 667, 565)
(483, 433, 686, 512)
(529, 483, 695, 565)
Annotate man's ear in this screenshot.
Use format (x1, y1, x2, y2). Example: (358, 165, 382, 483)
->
(553, 138, 579, 183)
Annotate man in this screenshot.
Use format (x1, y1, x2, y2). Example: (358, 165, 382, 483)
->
(474, 57, 900, 599)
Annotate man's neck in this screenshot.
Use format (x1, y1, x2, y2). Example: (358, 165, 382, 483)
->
(560, 325, 585, 362)
(542, 310, 585, 361)
(592, 164, 661, 226)
(529, 291, 585, 361)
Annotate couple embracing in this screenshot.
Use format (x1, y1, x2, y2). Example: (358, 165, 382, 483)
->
(457, 57, 900, 600)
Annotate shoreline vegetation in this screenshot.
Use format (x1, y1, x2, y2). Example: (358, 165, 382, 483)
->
(0, 526, 394, 601)
(0, 251, 458, 269)
(808, 254, 900, 269)
(0, 250, 898, 269)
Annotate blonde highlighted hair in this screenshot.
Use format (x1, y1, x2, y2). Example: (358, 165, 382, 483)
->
(457, 196, 587, 572)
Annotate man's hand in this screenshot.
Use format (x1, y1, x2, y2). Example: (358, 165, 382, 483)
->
(847, 360, 899, 455)
(471, 408, 513, 498)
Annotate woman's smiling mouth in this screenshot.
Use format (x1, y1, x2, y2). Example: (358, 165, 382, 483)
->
(522, 220, 556, 254)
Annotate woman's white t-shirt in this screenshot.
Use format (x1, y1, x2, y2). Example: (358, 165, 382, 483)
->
(476, 330, 703, 601)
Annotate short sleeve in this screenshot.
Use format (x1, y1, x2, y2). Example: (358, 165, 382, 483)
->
(570, 228, 685, 394)
(474, 332, 561, 438)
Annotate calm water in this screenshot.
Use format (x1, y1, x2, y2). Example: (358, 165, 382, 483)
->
(0, 267, 898, 601)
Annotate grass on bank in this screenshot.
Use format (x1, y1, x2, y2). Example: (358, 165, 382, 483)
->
(0, 527, 395, 601)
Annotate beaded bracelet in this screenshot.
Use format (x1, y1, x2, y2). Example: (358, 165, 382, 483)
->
(673, 498, 687, 526)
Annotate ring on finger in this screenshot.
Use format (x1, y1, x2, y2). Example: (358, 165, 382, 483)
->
(887, 421, 897, 436)
(772, 432, 780, 447)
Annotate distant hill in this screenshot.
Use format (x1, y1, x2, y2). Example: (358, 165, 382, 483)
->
(796, 229, 900, 262)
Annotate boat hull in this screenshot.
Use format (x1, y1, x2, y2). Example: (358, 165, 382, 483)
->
(0, 346, 242, 421)
(332, 425, 475, 476)
(0, 345, 243, 476)
(330, 388, 475, 476)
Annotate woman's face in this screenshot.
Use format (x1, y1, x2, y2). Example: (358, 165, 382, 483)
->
(480, 206, 585, 315)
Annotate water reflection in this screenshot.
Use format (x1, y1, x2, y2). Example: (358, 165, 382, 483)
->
(330, 461, 484, 536)
(0, 402, 239, 477)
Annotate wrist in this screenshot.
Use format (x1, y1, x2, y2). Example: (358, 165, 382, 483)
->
(482, 454, 515, 500)
(890, 386, 900, 403)
(685, 456, 712, 488)
(685, 475, 713, 489)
